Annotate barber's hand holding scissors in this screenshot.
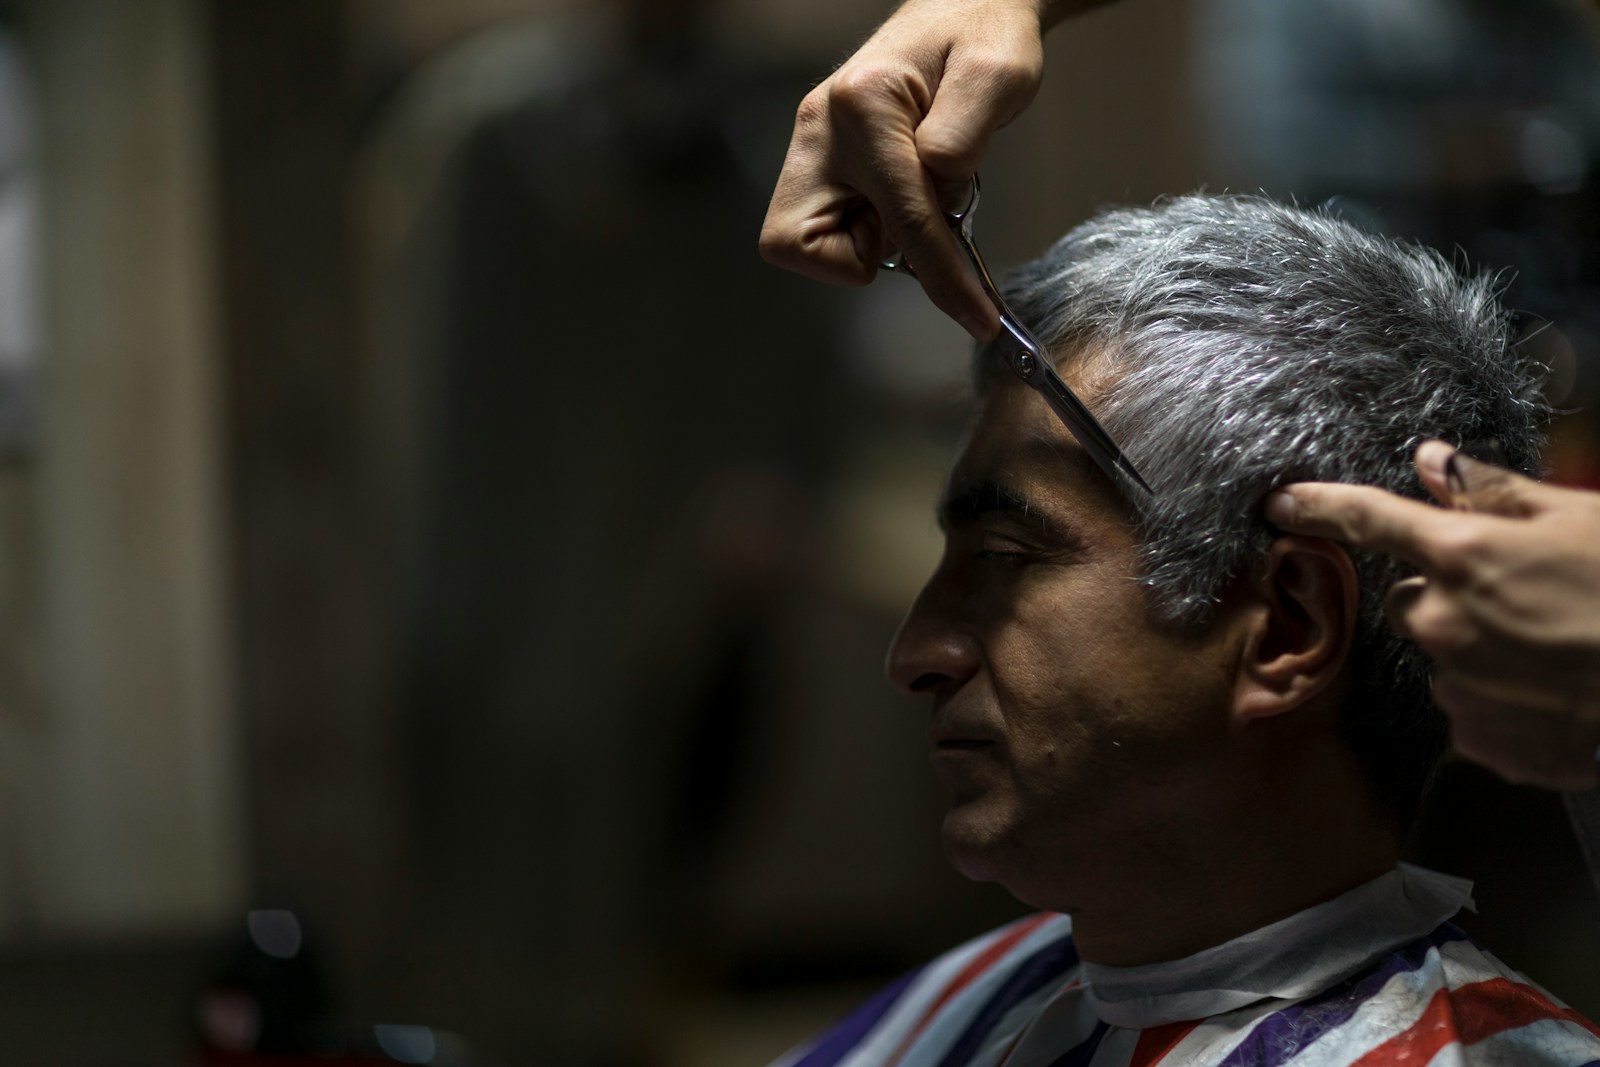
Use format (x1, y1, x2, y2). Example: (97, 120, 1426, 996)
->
(761, 0, 1600, 792)
(1267, 441, 1600, 791)
(759, 0, 1090, 341)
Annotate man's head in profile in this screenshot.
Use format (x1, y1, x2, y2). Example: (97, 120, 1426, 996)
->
(775, 195, 1600, 1067)
(885, 195, 1545, 968)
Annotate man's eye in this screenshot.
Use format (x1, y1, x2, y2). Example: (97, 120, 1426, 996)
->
(975, 543, 1030, 563)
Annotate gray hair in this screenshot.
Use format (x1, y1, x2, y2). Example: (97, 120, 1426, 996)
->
(984, 194, 1548, 826)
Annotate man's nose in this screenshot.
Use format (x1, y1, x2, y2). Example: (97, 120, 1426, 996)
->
(885, 583, 981, 695)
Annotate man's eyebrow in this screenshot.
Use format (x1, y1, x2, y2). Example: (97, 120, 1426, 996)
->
(937, 478, 1052, 531)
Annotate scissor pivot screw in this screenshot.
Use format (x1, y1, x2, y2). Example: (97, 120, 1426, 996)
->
(1015, 352, 1037, 378)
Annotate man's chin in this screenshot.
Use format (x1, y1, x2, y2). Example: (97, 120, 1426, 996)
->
(940, 803, 1014, 885)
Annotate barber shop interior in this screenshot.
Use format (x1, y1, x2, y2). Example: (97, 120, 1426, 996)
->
(0, 0, 1597, 1064)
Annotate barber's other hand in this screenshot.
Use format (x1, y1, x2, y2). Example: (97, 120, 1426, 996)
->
(1265, 440, 1600, 791)
(759, 0, 1063, 341)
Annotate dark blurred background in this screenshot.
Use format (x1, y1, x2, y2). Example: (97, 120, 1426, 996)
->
(0, 0, 1594, 1064)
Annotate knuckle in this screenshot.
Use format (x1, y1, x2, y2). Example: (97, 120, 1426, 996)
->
(970, 51, 1041, 97)
(1425, 525, 1487, 582)
(793, 85, 830, 128)
(1338, 503, 1380, 546)
(828, 65, 909, 121)
(757, 223, 792, 267)
(916, 128, 977, 173)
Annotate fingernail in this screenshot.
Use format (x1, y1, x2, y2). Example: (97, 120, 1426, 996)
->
(1263, 489, 1296, 526)
(1415, 440, 1454, 483)
(1444, 451, 1481, 497)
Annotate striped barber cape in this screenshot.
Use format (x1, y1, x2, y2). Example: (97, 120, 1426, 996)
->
(772, 866, 1600, 1067)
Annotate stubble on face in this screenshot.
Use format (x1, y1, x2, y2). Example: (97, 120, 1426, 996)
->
(910, 381, 1241, 914)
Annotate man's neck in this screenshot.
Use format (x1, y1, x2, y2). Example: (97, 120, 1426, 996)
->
(1058, 742, 1402, 967)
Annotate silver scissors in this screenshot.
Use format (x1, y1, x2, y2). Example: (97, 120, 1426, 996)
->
(882, 175, 1154, 498)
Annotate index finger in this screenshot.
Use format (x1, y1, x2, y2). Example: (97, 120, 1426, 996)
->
(824, 82, 997, 337)
(1263, 481, 1467, 572)
(867, 161, 998, 339)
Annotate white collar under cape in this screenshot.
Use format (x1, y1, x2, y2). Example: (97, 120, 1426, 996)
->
(1078, 864, 1476, 1030)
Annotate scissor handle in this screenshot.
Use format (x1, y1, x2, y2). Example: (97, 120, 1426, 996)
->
(879, 175, 981, 276)
(876, 174, 1156, 499)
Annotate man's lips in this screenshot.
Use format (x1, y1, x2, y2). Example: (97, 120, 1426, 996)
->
(928, 725, 999, 751)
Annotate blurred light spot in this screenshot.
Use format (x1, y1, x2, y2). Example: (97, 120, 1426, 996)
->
(198, 989, 261, 1052)
(1519, 320, 1579, 409)
(374, 1024, 437, 1065)
(247, 909, 303, 959)
(1520, 115, 1586, 195)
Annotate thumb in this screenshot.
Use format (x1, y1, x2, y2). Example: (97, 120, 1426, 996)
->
(913, 45, 1043, 183)
(1416, 440, 1545, 518)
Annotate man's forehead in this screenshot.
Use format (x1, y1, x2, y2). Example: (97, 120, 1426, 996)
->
(947, 384, 1103, 500)
(946, 431, 1090, 492)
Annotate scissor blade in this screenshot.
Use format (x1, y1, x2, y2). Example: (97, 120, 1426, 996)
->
(883, 170, 1155, 500)
(1030, 359, 1156, 497)
(992, 316, 1156, 498)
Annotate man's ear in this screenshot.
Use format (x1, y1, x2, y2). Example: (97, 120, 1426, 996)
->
(1234, 536, 1359, 721)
